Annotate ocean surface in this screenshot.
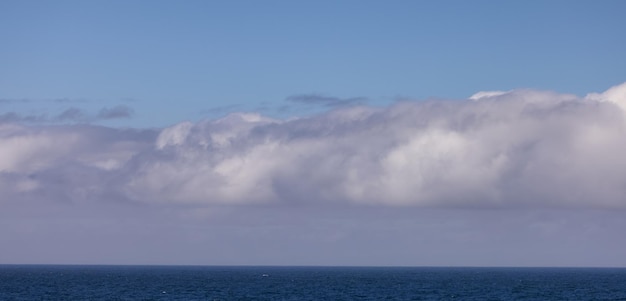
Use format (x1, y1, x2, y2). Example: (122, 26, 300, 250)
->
(1, 265, 625, 300)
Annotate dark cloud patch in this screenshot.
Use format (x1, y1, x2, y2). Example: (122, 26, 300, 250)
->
(56, 108, 87, 122)
(97, 105, 134, 120)
(0, 97, 91, 104)
(0, 105, 135, 125)
(200, 104, 243, 117)
(0, 98, 32, 104)
(52, 98, 91, 104)
(0, 112, 47, 123)
(286, 94, 367, 107)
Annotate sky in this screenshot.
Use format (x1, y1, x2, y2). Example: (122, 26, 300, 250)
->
(1, 0, 626, 267)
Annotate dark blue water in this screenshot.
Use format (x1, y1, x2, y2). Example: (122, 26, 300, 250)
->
(1, 265, 625, 300)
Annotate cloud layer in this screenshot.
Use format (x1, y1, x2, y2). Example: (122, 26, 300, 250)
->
(2, 83, 626, 209)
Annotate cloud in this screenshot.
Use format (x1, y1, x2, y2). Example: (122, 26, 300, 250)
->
(0, 112, 47, 123)
(0, 98, 31, 104)
(52, 98, 91, 104)
(286, 94, 367, 107)
(0, 123, 158, 204)
(96, 105, 134, 120)
(586, 81, 626, 111)
(56, 108, 87, 122)
(0, 97, 89, 104)
(0, 105, 135, 124)
(200, 104, 245, 118)
(2, 83, 626, 209)
(469, 90, 509, 100)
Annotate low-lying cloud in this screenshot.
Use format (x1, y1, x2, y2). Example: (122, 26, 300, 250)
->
(2, 83, 626, 209)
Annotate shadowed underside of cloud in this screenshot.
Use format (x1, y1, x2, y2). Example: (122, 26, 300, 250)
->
(2, 83, 626, 209)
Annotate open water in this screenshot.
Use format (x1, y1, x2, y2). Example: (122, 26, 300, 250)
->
(1, 265, 625, 300)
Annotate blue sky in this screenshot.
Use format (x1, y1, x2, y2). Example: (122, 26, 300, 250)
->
(2, 0, 625, 126)
(2, 1, 626, 266)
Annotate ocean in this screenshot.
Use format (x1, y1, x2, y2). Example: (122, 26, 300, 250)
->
(1, 265, 625, 300)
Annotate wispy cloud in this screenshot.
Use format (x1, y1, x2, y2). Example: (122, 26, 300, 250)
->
(0, 98, 32, 104)
(56, 108, 87, 122)
(0, 97, 91, 104)
(0, 105, 135, 124)
(96, 105, 134, 120)
(286, 94, 367, 107)
(2, 83, 626, 209)
(52, 98, 91, 104)
(200, 104, 244, 116)
(0, 112, 47, 123)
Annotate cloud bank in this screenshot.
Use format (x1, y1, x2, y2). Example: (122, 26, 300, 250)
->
(2, 83, 626, 209)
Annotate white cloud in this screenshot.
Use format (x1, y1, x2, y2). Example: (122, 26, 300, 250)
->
(469, 90, 508, 100)
(586, 81, 626, 111)
(2, 83, 626, 209)
(0, 124, 156, 203)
